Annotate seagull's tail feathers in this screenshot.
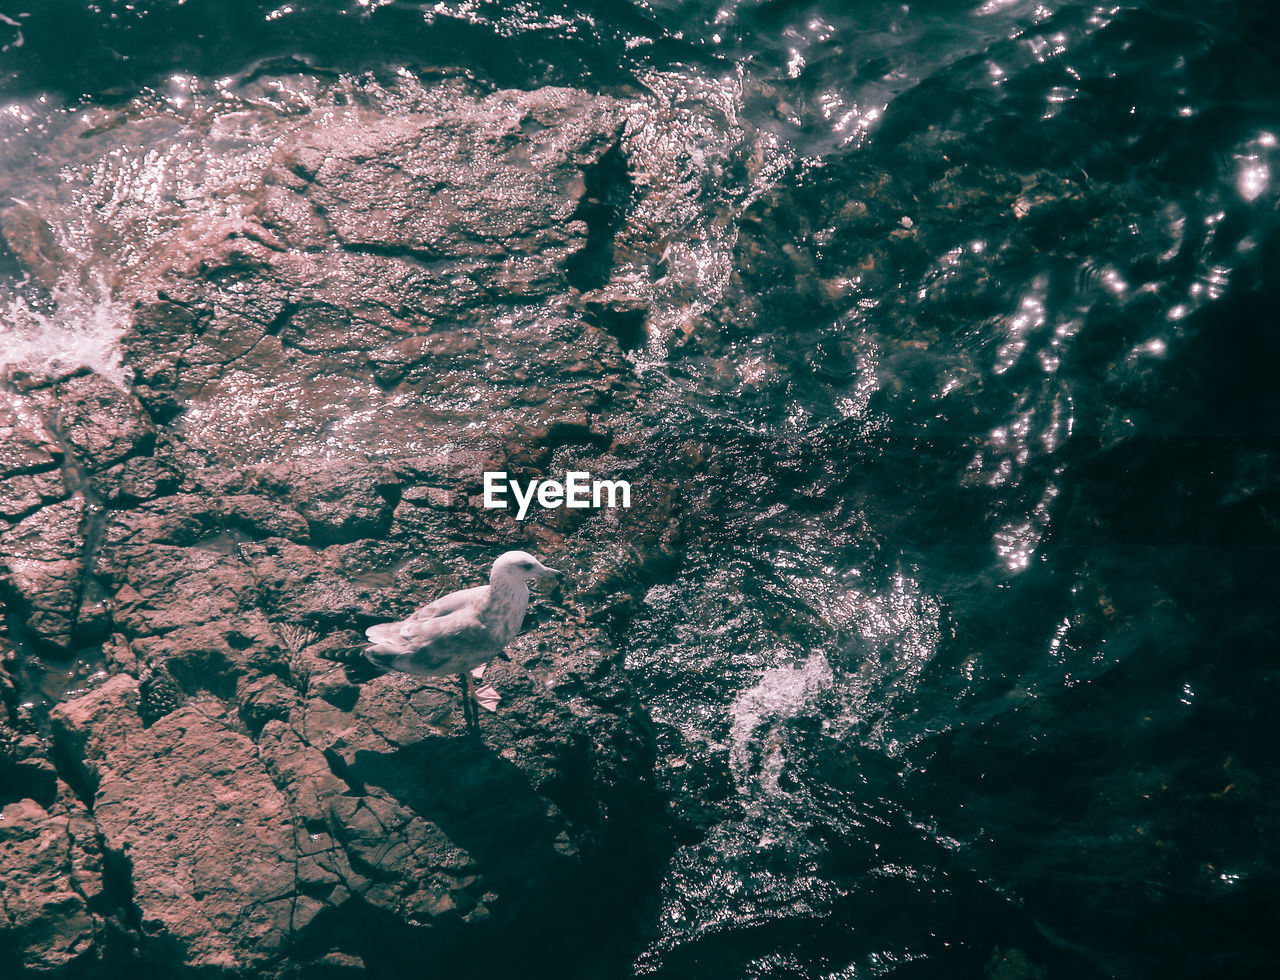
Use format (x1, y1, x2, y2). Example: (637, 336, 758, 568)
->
(315, 645, 368, 666)
(363, 649, 404, 671)
(315, 644, 399, 680)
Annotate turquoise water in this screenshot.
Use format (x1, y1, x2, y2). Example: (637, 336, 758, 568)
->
(3, 2, 1278, 976)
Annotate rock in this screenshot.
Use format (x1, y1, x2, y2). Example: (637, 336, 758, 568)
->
(100, 633, 139, 676)
(91, 704, 298, 972)
(249, 615, 656, 943)
(0, 79, 672, 979)
(0, 390, 62, 478)
(116, 86, 635, 465)
(283, 87, 621, 283)
(235, 673, 297, 733)
(0, 496, 85, 650)
(0, 637, 16, 716)
(90, 455, 181, 507)
(99, 493, 219, 550)
(0, 793, 105, 973)
(0, 468, 67, 525)
(124, 299, 201, 396)
(221, 494, 310, 543)
(33, 372, 155, 471)
(252, 461, 397, 546)
(0, 204, 67, 291)
(98, 544, 255, 641)
(0, 726, 58, 809)
(50, 673, 143, 788)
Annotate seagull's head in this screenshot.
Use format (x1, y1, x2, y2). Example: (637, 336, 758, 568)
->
(491, 550, 561, 583)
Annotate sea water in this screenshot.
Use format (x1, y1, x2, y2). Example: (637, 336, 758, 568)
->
(2, 2, 1277, 976)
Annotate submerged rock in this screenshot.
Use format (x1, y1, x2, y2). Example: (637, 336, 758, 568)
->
(0, 205, 68, 292)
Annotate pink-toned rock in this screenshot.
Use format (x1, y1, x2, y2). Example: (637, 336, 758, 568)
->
(0, 496, 85, 650)
(50, 673, 143, 779)
(34, 373, 155, 471)
(0, 793, 104, 972)
(0, 80, 666, 980)
(0, 390, 62, 478)
(89, 455, 181, 507)
(251, 460, 398, 546)
(0, 468, 67, 525)
(92, 704, 297, 971)
(0, 205, 67, 291)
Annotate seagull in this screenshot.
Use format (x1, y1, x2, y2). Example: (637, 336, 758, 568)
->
(320, 550, 560, 730)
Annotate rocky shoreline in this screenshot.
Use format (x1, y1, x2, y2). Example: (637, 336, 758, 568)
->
(2, 82, 683, 977)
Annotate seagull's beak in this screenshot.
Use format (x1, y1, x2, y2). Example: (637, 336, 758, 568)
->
(537, 563, 561, 578)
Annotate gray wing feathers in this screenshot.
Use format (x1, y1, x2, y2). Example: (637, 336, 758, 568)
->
(366, 622, 403, 644)
(365, 621, 415, 654)
(364, 607, 497, 675)
(407, 585, 487, 622)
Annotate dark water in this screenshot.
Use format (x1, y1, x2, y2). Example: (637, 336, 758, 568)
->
(3, 2, 1279, 977)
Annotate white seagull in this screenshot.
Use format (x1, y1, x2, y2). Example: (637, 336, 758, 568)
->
(322, 550, 560, 729)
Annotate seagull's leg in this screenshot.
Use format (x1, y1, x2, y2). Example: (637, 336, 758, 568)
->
(457, 670, 479, 733)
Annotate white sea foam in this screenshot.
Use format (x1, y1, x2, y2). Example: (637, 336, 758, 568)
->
(728, 652, 833, 795)
(0, 273, 131, 387)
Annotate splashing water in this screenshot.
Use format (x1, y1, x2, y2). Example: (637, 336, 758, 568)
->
(729, 652, 833, 796)
(0, 272, 131, 387)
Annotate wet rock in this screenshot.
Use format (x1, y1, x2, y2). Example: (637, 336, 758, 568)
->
(252, 615, 655, 944)
(90, 455, 181, 507)
(252, 461, 396, 546)
(0, 496, 85, 650)
(274, 87, 621, 279)
(0, 724, 56, 809)
(116, 85, 636, 465)
(124, 299, 201, 396)
(98, 542, 255, 641)
(0, 205, 67, 291)
(221, 494, 311, 543)
(1, 80, 672, 978)
(47, 674, 142, 821)
(100, 633, 139, 676)
(234, 537, 391, 634)
(99, 493, 220, 550)
(0, 637, 15, 717)
(0, 718, 18, 767)
(0, 390, 62, 478)
(33, 372, 155, 471)
(0, 468, 67, 525)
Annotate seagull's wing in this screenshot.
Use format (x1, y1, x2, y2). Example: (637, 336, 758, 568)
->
(390, 608, 496, 675)
(405, 584, 487, 622)
(365, 621, 417, 656)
